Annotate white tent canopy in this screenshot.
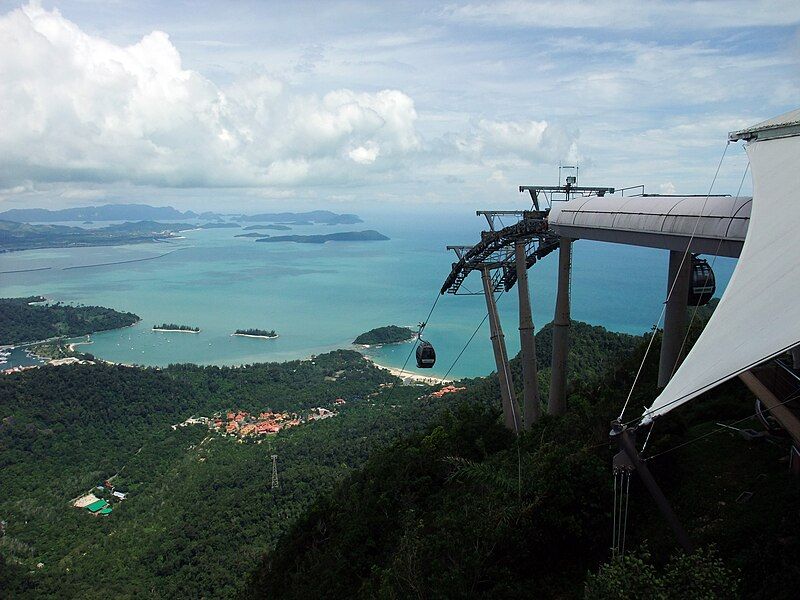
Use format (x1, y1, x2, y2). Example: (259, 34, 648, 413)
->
(644, 108, 800, 421)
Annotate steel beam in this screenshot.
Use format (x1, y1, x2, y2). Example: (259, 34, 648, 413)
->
(613, 424, 694, 552)
(482, 266, 521, 433)
(549, 237, 572, 415)
(515, 241, 540, 428)
(658, 250, 691, 387)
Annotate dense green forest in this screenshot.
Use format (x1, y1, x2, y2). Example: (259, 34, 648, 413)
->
(4, 310, 796, 598)
(0, 323, 639, 597)
(0, 297, 139, 345)
(354, 325, 417, 345)
(248, 313, 800, 599)
(0, 350, 453, 596)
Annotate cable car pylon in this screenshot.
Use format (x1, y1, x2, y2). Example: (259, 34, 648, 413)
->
(441, 178, 614, 431)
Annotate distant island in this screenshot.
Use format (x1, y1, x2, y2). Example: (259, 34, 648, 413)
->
(235, 233, 267, 238)
(243, 224, 291, 231)
(234, 328, 278, 339)
(153, 324, 200, 333)
(0, 219, 195, 252)
(256, 230, 389, 244)
(0, 203, 214, 223)
(198, 222, 240, 229)
(0, 204, 362, 228)
(0, 296, 139, 345)
(354, 325, 417, 346)
(240, 210, 362, 225)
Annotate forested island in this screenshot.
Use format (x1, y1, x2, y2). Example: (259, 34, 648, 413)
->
(198, 222, 241, 229)
(234, 328, 278, 338)
(256, 230, 389, 244)
(240, 210, 361, 225)
(235, 232, 268, 238)
(243, 224, 291, 231)
(153, 324, 200, 333)
(0, 297, 139, 345)
(353, 325, 417, 345)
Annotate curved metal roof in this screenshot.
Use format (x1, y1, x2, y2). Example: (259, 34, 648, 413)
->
(730, 108, 800, 141)
(548, 195, 751, 257)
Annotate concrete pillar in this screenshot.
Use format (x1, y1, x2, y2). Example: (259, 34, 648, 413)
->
(658, 250, 691, 387)
(481, 266, 521, 433)
(549, 237, 572, 416)
(515, 241, 540, 428)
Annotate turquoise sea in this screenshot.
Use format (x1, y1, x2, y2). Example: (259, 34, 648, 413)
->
(0, 211, 736, 379)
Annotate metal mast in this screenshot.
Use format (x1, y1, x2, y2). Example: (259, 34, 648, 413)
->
(271, 454, 279, 490)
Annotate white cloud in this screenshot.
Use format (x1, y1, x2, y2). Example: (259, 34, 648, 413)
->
(453, 118, 576, 165)
(0, 2, 421, 189)
(349, 141, 381, 164)
(443, 1, 800, 30)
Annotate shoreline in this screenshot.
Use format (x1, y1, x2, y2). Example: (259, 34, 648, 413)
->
(353, 336, 417, 349)
(68, 339, 94, 352)
(363, 356, 451, 385)
(232, 333, 279, 340)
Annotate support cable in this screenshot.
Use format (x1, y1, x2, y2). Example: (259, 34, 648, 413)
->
(394, 292, 442, 384)
(621, 470, 631, 557)
(618, 141, 730, 422)
(670, 159, 751, 379)
(621, 335, 800, 429)
(644, 389, 800, 462)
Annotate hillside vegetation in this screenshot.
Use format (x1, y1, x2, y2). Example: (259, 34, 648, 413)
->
(248, 315, 799, 599)
(0, 323, 640, 597)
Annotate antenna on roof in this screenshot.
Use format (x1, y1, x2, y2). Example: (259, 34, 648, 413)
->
(558, 164, 578, 187)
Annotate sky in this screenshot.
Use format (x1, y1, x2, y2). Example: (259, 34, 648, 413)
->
(0, 0, 798, 213)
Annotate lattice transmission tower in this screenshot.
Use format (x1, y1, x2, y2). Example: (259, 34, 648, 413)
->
(271, 454, 279, 490)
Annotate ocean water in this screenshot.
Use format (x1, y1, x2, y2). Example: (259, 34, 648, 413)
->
(0, 211, 736, 378)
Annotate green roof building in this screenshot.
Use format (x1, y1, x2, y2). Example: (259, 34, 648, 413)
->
(99, 507, 113, 516)
(86, 500, 108, 513)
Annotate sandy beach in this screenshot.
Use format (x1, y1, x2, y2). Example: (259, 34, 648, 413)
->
(363, 356, 451, 385)
(68, 339, 94, 352)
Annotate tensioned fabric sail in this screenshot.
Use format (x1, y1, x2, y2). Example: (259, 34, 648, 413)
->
(644, 111, 800, 421)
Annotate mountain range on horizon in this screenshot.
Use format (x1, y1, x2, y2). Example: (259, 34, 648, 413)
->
(0, 204, 362, 225)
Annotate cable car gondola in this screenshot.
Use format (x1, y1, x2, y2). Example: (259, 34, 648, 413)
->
(416, 340, 436, 368)
(688, 255, 716, 306)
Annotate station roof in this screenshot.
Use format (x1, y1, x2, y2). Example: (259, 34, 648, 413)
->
(548, 194, 751, 257)
(86, 499, 108, 512)
(99, 507, 113, 515)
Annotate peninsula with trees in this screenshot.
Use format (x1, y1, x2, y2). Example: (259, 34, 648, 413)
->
(354, 325, 417, 346)
(234, 328, 278, 339)
(0, 219, 195, 252)
(0, 296, 139, 345)
(153, 324, 200, 333)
